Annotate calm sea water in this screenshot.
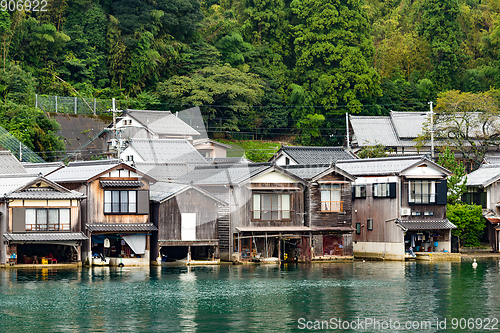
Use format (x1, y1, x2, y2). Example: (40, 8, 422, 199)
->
(0, 260, 499, 332)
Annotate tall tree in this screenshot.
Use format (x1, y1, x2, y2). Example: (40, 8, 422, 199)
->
(437, 146, 467, 204)
(290, 0, 381, 113)
(417, 0, 464, 90)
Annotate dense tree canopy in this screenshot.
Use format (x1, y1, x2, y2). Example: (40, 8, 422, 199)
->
(2, 0, 500, 146)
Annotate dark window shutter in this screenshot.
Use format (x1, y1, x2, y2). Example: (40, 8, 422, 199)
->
(436, 180, 448, 205)
(352, 186, 355, 200)
(389, 183, 397, 198)
(137, 190, 150, 215)
(12, 208, 25, 233)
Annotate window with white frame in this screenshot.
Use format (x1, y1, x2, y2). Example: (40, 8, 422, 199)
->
(252, 193, 291, 220)
(321, 184, 342, 212)
(353, 185, 366, 198)
(25, 208, 70, 231)
(409, 180, 435, 204)
(104, 190, 137, 213)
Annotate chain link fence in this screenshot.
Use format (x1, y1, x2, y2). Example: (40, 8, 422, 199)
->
(35, 94, 132, 115)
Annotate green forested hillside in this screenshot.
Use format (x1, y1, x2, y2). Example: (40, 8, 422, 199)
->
(2, 0, 500, 153)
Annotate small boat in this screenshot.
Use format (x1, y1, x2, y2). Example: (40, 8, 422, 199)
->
(257, 257, 279, 264)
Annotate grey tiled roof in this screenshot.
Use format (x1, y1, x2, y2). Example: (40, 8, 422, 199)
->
(390, 111, 428, 139)
(396, 220, 457, 230)
(47, 160, 123, 182)
(7, 189, 84, 200)
(149, 182, 228, 204)
(134, 162, 195, 181)
(281, 164, 331, 180)
(206, 157, 251, 165)
(0, 151, 27, 174)
(350, 116, 401, 147)
(176, 163, 272, 185)
(128, 139, 209, 164)
(86, 223, 158, 232)
(336, 156, 426, 176)
(22, 162, 64, 176)
(100, 180, 144, 187)
(483, 155, 500, 165)
(193, 138, 232, 149)
(149, 182, 189, 202)
(278, 146, 356, 164)
(466, 164, 500, 187)
(3, 232, 88, 242)
(124, 109, 200, 136)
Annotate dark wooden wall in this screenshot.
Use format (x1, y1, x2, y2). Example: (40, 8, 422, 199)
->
(157, 189, 220, 241)
(309, 173, 352, 228)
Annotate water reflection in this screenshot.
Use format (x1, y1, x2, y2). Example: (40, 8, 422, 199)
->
(0, 261, 498, 332)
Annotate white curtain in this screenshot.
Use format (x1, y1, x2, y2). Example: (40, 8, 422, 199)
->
(121, 234, 146, 254)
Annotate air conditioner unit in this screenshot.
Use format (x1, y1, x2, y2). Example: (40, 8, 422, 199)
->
(401, 208, 411, 216)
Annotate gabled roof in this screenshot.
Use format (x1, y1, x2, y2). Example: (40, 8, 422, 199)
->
(192, 138, 232, 149)
(134, 162, 195, 181)
(336, 156, 449, 176)
(22, 162, 64, 176)
(46, 160, 154, 183)
(271, 146, 356, 164)
(122, 109, 200, 136)
(0, 151, 27, 174)
(350, 112, 431, 147)
(390, 111, 428, 139)
(0, 174, 84, 199)
(206, 157, 251, 165)
(176, 163, 308, 186)
(281, 164, 331, 180)
(149, 181, 228, 204)
(466, 164, 500, 187)
(126, 138, 208, 165)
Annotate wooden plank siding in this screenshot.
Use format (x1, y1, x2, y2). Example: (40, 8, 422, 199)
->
(156, 190, 220, 242)
(64, 179, 151, 225)
(243, 183, 306, 228)
(309, 173, 352, 228)
(352, 181, 402, 244)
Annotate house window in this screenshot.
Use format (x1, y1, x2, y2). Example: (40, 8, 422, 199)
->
(104, 190, 137, 214)
(285, 157, 290, 165)
(25, 208, 70, 231)
(373, 183, 396, 198)
(252, 193, 291, 220)
(127, 155, 134, 162)
(462, 187, 486, 208)
(409, 180, 435, 204)
(367, 219, 373, 231)
(321, 184, 342, 212)
(353, 185, 366, 198)
(356, 222, 361, 234)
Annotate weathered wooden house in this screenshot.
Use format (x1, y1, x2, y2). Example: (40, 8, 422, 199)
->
(464, 164, 500, 251)
(176, 162, 309, 262)
(337, 156, 454, 260)
(282, 164, 356, 258)
(1, 174, 86, 264)
(149, 182, 227, 262)
(47, 160, 157, 266)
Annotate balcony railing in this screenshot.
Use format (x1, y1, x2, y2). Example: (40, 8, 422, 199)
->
(321, 201, 343, 212)
(252, 210, 293, 221)
(409, 194, 436, 204)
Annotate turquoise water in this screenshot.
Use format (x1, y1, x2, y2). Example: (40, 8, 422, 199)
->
(0, 261, 499, 332)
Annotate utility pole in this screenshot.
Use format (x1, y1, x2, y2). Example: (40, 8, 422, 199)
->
(346, 112, 350, 150)
(111, 98, 122, 160)
(429, 101, 434, 160)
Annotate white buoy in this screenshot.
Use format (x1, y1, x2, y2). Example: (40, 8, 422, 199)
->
(472, 259, 478, 269)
